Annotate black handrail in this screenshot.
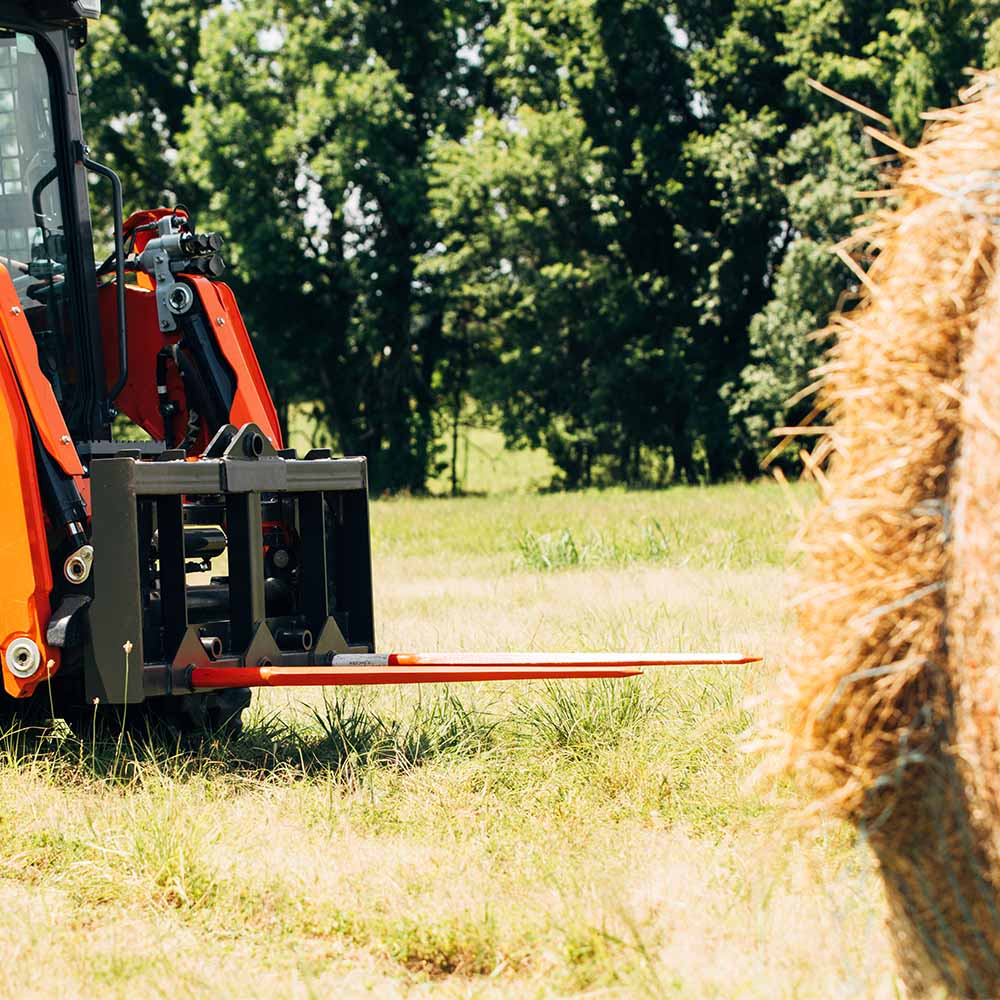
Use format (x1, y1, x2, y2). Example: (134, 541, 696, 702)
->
(30, 164, 58, 233)
(78, 146, 127, 403)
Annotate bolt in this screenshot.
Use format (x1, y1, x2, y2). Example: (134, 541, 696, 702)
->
(216, 316, 225, 327)
(161, 320, 170, 330)
(11, 306, 20, 316)
(6, 637, 40, 678)
(60, 435, 71, 445)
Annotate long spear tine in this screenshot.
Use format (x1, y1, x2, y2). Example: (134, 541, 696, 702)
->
(191, 663, 643, 689)
(189, 651, 761, 690)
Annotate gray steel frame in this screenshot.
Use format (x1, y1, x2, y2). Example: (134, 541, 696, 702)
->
(84, 423, 375, 704)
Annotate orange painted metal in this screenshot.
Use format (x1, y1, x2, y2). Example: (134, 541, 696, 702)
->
(99, 281, 178, 441)
(0, 307, 58, 697)
(191, 663, 643, 690)
(387, 652, 762, 667)
(190, 650, 761, 691)
(123, 207, 185, 254)
(99, 207, 282, 451)
(0, 269, 83, 478)
(187, 277, 283, 448)
(212, 281, 283, 447)
(98, 272, 283, 453)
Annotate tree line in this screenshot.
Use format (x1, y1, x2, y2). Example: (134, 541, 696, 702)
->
(81, 0, 1000, 492)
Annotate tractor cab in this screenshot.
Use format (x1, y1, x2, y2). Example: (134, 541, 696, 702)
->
(0, 3, 105, 444)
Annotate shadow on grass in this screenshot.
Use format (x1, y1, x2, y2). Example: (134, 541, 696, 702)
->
(0, 688, 502, 784)
(0, 679, 666, 785)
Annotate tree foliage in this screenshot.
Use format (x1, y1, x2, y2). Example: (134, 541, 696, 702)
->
(78, 0, 1000, 490)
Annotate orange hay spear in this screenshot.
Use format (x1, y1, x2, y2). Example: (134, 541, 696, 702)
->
(190, 651, 761, 690)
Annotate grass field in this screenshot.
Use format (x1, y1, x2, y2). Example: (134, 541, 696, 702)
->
(286, 416, 558, 496)
(0, 481, 899, 998)
(424, 427, 558, 495)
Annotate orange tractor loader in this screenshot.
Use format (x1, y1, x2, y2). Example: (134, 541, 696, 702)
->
(0, 1, 755, 735)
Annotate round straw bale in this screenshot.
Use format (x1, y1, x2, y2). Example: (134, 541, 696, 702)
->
(785, 74, 1000, 997)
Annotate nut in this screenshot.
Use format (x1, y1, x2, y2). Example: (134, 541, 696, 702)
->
(5, 637, 41, 679)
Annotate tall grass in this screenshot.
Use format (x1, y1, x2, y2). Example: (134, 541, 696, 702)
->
(0, 680, 667, 779)
(516, 517, 693, 571)
(514, 680, 663, 754)
(373, 481, 805, 573)
(306, 690, 498, 771)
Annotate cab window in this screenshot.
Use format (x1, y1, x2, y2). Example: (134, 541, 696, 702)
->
(0, 30, 81, 424)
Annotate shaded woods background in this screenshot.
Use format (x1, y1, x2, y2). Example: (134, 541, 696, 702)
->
(81, 1, 1000, 492)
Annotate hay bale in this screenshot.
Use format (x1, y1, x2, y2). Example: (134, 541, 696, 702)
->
(786, 74, 1000, 997)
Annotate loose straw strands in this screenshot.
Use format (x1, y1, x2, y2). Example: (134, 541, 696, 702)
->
(783, 72, 1000, 997)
